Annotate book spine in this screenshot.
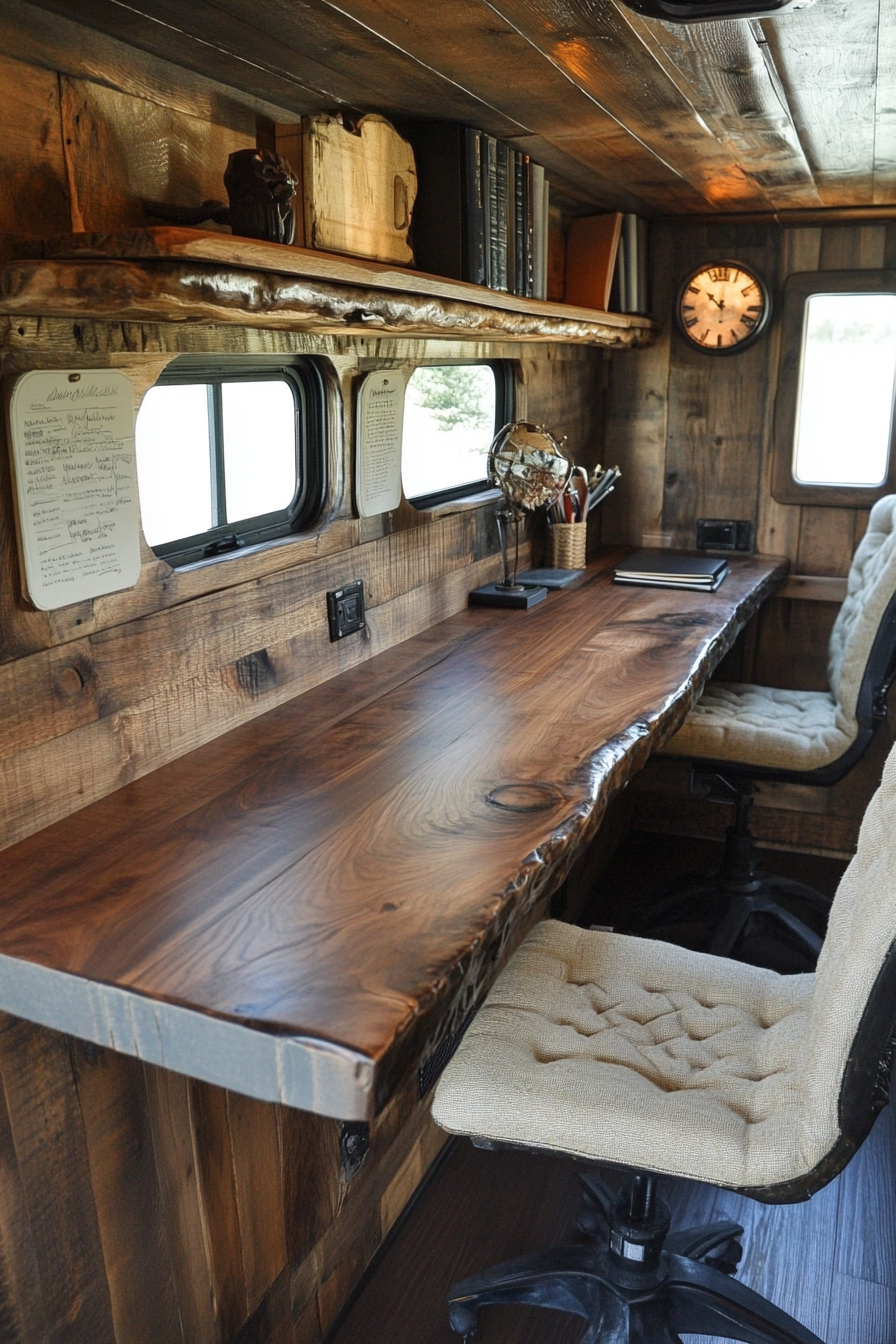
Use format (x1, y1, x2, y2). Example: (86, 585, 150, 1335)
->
(484, 134, 497, 290)
(541, 179, 550, 300)
(614, 225, 627, 314)
(623, 213, 638, 313)
(494, 140, 509, 293)
(531, 162, 545, 300)
(525, 155, 535, 298)
(637, 216, 649, 314)
(514, 152, 526, 297)
(463, 127, 486, 286)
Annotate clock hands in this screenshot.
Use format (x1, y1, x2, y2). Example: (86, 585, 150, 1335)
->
(705, 290, 725, 310)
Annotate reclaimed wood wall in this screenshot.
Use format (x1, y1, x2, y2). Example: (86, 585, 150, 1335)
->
(603, 217, 896, 855)
(0, 10, 610, 1344)
(0, 13, 607, 853)
(0, 1011, 448, 1344)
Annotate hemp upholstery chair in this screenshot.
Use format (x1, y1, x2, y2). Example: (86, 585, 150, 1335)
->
(642, 493, 896, 964)
(431, 736, 896, 1343)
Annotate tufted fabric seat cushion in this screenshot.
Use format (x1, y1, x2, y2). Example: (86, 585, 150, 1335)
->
(663, 493, 896, 771)
(433, 737, 896, 1194)
(432, 924, 815, 1188)
(661, 683, 853, 772)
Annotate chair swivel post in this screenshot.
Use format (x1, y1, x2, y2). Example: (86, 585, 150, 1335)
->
(446, 1168, 823, 1343)
(722, 788, 760, 888)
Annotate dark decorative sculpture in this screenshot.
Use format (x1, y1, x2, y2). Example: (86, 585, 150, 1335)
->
(144, 148, 298, 245)
(223, 149, 298, 245)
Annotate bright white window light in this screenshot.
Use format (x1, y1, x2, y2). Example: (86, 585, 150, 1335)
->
(402, 365, 497, 501)
(136, 378, 298, 548)
(222, 381, 297, 523)
(136, 383, 213, 545)
(793, 293, 896, 488)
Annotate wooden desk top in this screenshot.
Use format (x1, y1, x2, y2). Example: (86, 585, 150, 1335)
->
(0, 551, 785, 1120)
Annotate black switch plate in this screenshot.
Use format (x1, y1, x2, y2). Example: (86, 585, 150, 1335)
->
(327, 580, 366, 642)
(696, 518, 753, 552)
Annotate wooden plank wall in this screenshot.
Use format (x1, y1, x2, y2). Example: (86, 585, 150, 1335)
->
(0, 1011, 448, 1344)
(0, 23, 606, 852)
(0, 13, 606, 1344)
(603, 217, 896, 855)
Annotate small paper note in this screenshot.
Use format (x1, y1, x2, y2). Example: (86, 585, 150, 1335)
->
(355, 371, 407, 518)
(9, 369, 142, 611)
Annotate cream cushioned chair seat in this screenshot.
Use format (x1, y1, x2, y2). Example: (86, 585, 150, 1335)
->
(662, 493, 896, 773)
(433, 734, 896, 1194)
(432, 924, 814, 1189)
(663, 683, 854, 772)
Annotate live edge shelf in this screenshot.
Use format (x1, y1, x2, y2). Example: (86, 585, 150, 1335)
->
(0, 227, 656, 345)
(0, 553, 784, 1124)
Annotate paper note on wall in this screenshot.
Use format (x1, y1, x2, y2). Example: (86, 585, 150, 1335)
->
(9, 369, 142, 611)
(355, 371, 407, 518)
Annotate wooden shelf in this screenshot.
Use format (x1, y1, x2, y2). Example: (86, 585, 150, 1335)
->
(1, 227, 657, 346)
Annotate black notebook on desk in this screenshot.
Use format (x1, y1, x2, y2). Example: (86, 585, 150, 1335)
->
(614, 551, 728, 592)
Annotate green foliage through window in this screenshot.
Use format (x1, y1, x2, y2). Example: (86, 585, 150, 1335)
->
(407, 366, 495, 432)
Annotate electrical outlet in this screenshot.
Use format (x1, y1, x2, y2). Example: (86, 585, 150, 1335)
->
(696, 518, 753, 552)
(327, 580, 366, 642)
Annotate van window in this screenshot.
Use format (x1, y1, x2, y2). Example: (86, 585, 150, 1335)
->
(402, 363, 512, 507)
(793, 293, 896, 488)
(772, 272, 896, 508)
(136, 360, 327, 565)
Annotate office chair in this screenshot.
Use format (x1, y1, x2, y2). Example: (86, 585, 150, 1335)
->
(431, 735, 896, 1342)
(640, 494, 896, 967)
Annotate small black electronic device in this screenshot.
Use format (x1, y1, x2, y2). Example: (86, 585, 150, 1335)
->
(327, 580, 366, 642)
(696, 519, 753, 553)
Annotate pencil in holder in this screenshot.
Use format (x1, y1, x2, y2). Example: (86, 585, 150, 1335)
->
(549, 520, 587, 570)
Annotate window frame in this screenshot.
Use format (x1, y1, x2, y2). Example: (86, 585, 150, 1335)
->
(772, 270, 896, 508)
(137, 355, 328, 567)
(403, 359, 516, 511)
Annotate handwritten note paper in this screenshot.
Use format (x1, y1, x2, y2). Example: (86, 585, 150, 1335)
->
(355, 371, 407, 518)
(10, 370, 142, 611)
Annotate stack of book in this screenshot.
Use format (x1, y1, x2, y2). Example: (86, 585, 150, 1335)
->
(613, 552, 728, 593)
(407, 122, 550, 298)
(565, 211, 649, 314)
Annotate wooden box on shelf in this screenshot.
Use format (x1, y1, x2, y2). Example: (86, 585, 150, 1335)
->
(277, 113, 417, 266)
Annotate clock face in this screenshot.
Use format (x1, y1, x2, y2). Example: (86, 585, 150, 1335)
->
(676, 261, 771, 354)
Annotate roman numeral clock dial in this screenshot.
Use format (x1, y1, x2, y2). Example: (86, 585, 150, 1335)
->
(675, 261, 771, 355)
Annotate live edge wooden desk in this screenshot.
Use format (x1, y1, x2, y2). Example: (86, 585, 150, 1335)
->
(0, 551, 785, 1124)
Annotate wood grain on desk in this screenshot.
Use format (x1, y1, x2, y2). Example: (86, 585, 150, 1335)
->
(0, 552, 785, 1119)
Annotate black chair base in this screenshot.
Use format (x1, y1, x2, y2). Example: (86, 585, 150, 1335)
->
(447, 1172, 823, 1343)
(637, 775, 831, 970)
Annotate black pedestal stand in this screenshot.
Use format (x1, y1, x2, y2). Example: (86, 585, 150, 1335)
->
(447, 1170, 823, 1343)
(469, 506, 548, 609)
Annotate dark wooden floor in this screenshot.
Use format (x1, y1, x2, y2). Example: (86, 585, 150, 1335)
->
(331, 833, 893, 1344)
(330, 1108, 896, 1344)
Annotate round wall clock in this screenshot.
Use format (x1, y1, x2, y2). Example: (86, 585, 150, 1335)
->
(675, 261, 771, 355)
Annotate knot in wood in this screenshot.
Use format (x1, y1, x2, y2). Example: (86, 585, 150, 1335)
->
(486, 782, 563, 813)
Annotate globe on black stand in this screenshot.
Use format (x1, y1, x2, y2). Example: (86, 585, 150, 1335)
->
(470, 421, 571, 609)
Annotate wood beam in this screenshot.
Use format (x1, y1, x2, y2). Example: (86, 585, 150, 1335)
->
(322, 0, 711, 212)
(875, 0, 896, 205)
(762, 0, 879, 207)
(611, 6, 821, 209)
(18, 0, 691, 213)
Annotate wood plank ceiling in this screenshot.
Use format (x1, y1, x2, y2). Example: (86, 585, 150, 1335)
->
(19, 0, 896, 215)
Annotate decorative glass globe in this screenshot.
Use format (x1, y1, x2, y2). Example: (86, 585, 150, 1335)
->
(487, 421, 571, 591)
(488, 421, 571, 514)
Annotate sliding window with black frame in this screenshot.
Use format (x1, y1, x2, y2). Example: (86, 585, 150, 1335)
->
(135, 357, 328, 567)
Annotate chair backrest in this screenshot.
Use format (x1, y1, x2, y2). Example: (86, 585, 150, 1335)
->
(787, 734, 896, 1200)
(828, 494, 896, 728)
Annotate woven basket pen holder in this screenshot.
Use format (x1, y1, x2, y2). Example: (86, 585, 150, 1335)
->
(549, 520, 587, 570)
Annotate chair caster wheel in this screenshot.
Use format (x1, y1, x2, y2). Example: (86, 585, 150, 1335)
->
(448, 1302, 478, 1338)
